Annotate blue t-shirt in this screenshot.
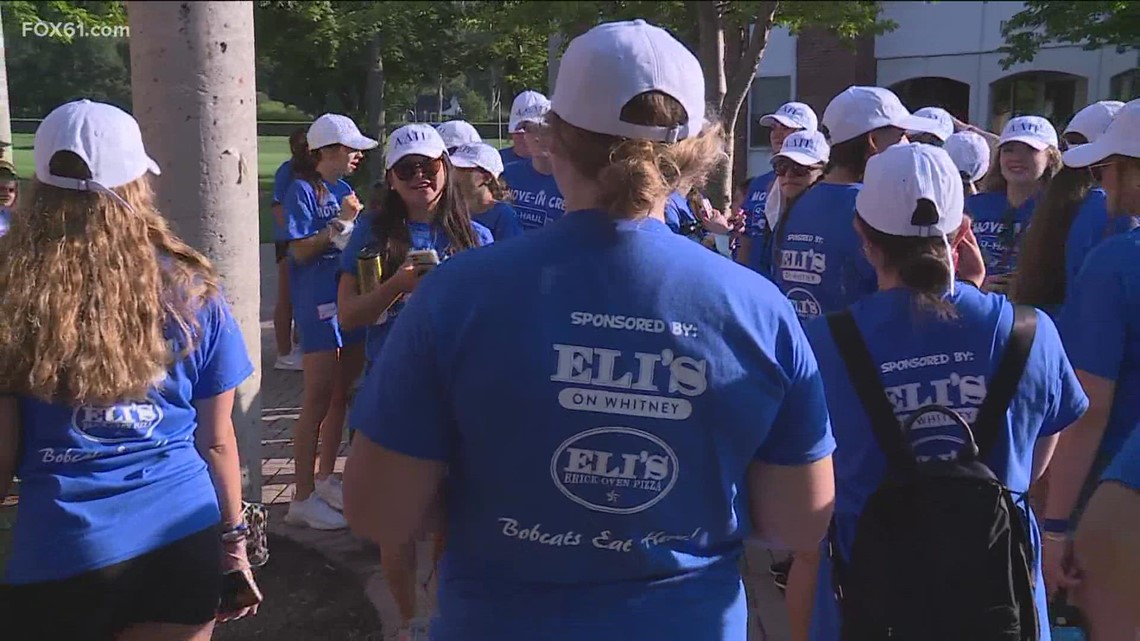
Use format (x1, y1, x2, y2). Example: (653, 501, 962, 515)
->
(0, 207, 9, 237)
(272, 159, 294, 205)
(1057, 228, 1140, 460)
(6, 294, 254, 584)
(663, 191, 698, 236)
(499, 146, 521, 167)
(279, 177, 355, 321)
(1103, 427, 1140, 490)
(1065, 189, 1138, 305)
(340, 213, 494, 365)
(804, 285, 1088, 641)
(351, 209, 835, 641)
(473, 201, 524, 241)
(967, 191, 1037, 278)
(743, 172, 776, 274)
(502, 160, 565, 231)
(770, 183, 876, 321)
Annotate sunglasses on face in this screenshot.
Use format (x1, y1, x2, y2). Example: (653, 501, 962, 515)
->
(773, 160, 813, 177)
(392, 157, 443, 182)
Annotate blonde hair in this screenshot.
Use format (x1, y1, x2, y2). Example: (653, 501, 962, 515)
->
(0, 152, 221, 404)
(547, 91, 725, 218)
(982, 145, 1062, 193)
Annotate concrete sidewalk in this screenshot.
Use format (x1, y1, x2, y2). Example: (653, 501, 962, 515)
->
(256, 245, 794, 640)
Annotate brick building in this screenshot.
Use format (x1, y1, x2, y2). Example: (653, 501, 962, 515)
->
(742, 1, 1139, 176)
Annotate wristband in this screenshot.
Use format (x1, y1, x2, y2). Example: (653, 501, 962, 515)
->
(1041, 518, 1070, 534)
(221, 522, 249, 543)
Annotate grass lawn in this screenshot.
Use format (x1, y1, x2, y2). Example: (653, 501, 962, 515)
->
(11, 132, 508, 244)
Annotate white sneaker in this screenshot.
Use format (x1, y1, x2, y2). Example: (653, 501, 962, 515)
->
(395, 618, 430, 641)
(315, 476, 345, 512)
(274, 348, 303, 371)
(284, 495, 347, 530)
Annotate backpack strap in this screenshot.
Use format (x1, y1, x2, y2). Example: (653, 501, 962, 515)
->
(826, 310, 915, 473)
(973, 304, 1038, 460)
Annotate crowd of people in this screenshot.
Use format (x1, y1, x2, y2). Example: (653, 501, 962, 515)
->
(0, 15, 1136, 641)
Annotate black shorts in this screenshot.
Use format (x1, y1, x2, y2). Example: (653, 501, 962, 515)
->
(275, 241, 289, 263)
(2, 525, 222, 639)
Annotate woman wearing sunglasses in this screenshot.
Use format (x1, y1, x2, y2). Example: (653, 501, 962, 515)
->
(278, 114, 374, 531)
(449, 142, 524, 241)
(338, 123, 492, 641)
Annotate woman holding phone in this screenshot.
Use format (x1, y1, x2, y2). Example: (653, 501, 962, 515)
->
(278, 113, 373, 531)
(337, 123, 492, 640)
(0, 100, 260, 640)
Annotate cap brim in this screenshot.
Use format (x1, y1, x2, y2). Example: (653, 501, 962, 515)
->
(146, 155, 162, 176)
(899, 114, 942, 138)
(1062, 139, 1112, 168)
(1001, 135, 1051, 151)
(773, 150, 824, 167)
(759, 114, 800, 129)
(450, 156, 480, 169)
(345, 134, 379, 151)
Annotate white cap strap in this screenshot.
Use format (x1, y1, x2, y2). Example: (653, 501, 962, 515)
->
(49, 175, 134, 211)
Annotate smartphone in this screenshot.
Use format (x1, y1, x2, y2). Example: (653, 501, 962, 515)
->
(408, 249, 441, 274)
(219, 569, 263, 615)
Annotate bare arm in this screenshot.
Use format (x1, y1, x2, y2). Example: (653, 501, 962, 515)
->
(0, 397, 17, 500)
(747, 456, 836, 551)
(736, 236, 753, 266)
(289, 228, 336, 265)
(343, 433, 447, 549)
(1044, 370, 1115, 522)
(951, 115, 1001, 148)
(1032, 433, 1060, 485)
(194, 390, 245, 527)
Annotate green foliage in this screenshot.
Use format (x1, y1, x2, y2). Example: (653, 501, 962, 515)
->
(1000, 1, 1140, 68)
(255, 92, 311, 121)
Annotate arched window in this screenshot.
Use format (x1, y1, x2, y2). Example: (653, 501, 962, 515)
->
(1111, 69, 1139, 102)
(989, 71, 1087, 133)
(890, 77, 971, 122)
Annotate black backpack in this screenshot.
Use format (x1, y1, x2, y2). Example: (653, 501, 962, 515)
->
(826, 304, 1040, 641)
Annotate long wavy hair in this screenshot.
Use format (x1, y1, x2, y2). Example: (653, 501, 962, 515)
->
(0, 151, 221, 405)
(374, 155, 478, 277)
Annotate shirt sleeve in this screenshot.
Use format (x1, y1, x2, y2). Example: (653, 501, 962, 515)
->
(192, 296, 255, 400)
(473, 222, 495, 247)
(272, 162, 292, 205)
(281, 180, 320, 241)
(497, 206, 525, 239)
(1035, 309, 1089, 437)
(1102, 428, 1140, 490)
(754, 314, 836, 465)
(1058, 247, 1125, 381)
(352, 286, 454, 461)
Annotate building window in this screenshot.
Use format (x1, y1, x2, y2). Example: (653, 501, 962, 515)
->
(890, 77, 970, 122)
(989, 71, 1087, 134)
(749, 75, 792, 149)
(1111, 69, 1139, 101)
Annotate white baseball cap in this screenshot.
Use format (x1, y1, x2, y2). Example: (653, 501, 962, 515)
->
(999, 115, 1059, 151)
(307, 113, 379, 151)
(759, 102, 818, 132)
(1063, 99, 1140, 168)
(944, 131, 991, 183)
(34, 99, 161, 199)
(450, 142, 505, 178)
(857, 142, 964, 238)
(436, 120, 482, 149)
(1064, 100, 1125, 143)
(385, 123, 447, 170)
(508, 91, 551, 133)
(910, 107, 955, 142)
(552, 20, 705, 143)
(822, 86, 942, 145)
(772, 130, 830, 167)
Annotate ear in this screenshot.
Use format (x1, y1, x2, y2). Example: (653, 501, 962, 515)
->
(864, 132, 879, 159)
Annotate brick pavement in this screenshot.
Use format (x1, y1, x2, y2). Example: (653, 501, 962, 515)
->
(256, 245, 793, 640)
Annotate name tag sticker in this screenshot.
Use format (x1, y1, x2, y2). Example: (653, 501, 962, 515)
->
(317, 302, 338, 321)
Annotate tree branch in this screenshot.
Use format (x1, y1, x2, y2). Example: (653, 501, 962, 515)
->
(723, 0, 778, 126)
(696, 1, 727, 111)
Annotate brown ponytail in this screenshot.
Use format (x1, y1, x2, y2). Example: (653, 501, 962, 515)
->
(855, 214, 960, 320)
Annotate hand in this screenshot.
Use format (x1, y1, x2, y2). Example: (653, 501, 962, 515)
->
(328, 219, 355, 251)
(390, 260, 423, 294)
(954, 219, 986, 288)
(695, 203, 734, 235)
(218, 540, 262, 623)
(1042, 535, 1082, 599)
(340, 193, 364, 221)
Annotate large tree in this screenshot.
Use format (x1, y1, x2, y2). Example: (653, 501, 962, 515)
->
(498, 1, 892, 211)
(1000, 1, 1140, 68)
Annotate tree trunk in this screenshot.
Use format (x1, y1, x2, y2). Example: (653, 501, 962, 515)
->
(365, 30, 386, 186)
(547, 32, 564, 93)
(127, 0, 263, 497)
(0, 6, 12, 164)
(437, 76, 444, 121)
(696, 4, 730, 213)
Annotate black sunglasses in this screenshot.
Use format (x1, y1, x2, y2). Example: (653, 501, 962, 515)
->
(772, 159, 812, 177)
(392, 157, 443, 182)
